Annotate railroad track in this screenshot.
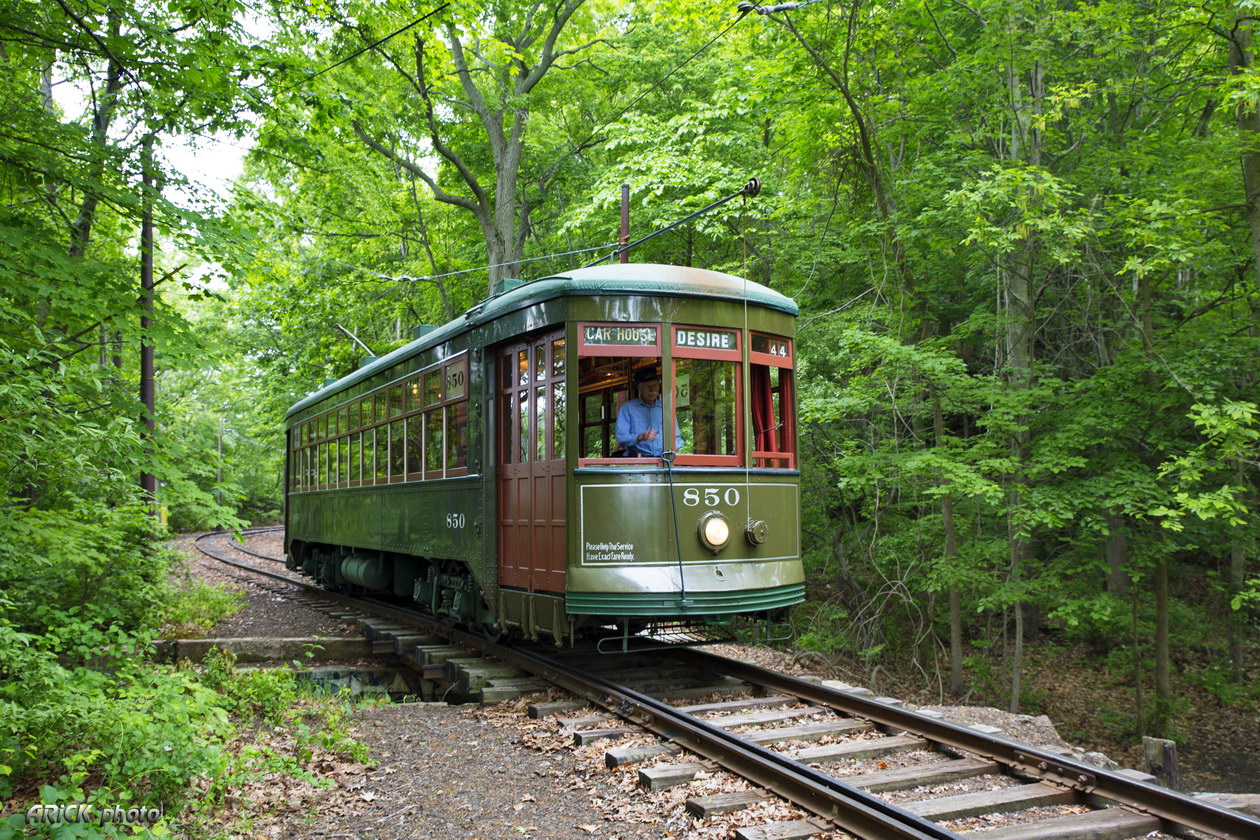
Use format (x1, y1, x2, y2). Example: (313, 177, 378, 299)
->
(225, 525, 286, 563)
(191, 530, 1260, 840)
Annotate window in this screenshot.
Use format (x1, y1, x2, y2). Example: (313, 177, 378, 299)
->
(673, 326, 741, 466)
(576, 323, 661, 463)
(425, 410, 443, 473)
(349, 433, 361, 484)
(446, 402, 468, 469)
(675, 357, 738, 457)
(425, 368, 442, 405)
(390, 420, 405, 479)
(411, 354, 470, 479)
(552, 380, 566, 461)
(406, 415, 423, 476)
(501, 335, 566, 465)
(751, 333, 796, 469)
(375, 425, 388, 480)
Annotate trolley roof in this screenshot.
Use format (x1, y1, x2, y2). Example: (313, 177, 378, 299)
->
(285, 263, 797, 419)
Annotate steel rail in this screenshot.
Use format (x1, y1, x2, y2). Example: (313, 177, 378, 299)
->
(189, 533, 1259, 839)
(186, 538, 953, 838)
(668, 647, 1260, 840)
(495, 647, 962, 840)
(226, 529, 287, 564)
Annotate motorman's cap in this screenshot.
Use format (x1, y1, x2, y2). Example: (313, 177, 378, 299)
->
(633, 367, 660, 384)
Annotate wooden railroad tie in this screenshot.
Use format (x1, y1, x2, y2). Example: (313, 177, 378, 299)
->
(790, 734, 928, 763)
(734, 818, 826, 840)
(685, 790, 769, 818)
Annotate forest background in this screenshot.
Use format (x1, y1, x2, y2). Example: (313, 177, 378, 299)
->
(1, 0, 1258, 824)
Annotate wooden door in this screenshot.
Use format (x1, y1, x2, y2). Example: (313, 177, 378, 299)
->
(497, 331, 567, 592)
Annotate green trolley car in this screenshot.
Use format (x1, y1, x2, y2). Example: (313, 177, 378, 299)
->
(284, 263, 804, 645)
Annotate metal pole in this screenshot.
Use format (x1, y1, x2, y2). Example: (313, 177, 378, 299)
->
(335, 323, 376, 356)
(583, 178, 761, 268)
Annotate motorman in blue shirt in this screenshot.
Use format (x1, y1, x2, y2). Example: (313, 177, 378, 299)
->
(616, 366, 684, 457)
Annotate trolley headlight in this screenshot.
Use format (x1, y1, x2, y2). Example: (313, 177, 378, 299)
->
(698, 511, 731, 553)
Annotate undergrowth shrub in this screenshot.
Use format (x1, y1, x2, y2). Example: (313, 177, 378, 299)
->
(1, 632, 373, 838)
(0, 501, 366, 839)
(160, 575, 243, 639)
(0, 501, 169, 634)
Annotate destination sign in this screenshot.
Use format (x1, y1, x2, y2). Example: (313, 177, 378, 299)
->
(583, 325, 657, 346)
(675, 328, 736, 351)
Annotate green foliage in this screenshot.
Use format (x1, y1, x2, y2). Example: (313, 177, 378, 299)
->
(794, 602, 852, 654)
(0, 0, 1254, 798)
(0, 502, 168, 634)
(160, 578, 243, 640)
(1186, 664, 1260, 709)
(0, 610, 231, 808)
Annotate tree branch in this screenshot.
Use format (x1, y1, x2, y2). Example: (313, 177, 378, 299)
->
(49, 0, 139, 87)
(415, 35, 490, 210)
(350, 121, 480, 214)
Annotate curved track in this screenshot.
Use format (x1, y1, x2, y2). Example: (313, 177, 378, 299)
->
(192, 530, 1260, 840)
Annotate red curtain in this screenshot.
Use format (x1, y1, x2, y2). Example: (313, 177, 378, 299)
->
(751, 365, 777, 452)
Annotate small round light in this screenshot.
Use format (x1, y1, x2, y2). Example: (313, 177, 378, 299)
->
(746, 519, 769, 545)
(698, 512, 731, 552)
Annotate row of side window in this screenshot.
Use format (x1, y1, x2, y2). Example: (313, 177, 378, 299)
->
(291, 356, 469, 491)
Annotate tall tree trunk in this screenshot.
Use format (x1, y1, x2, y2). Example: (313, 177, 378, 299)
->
(999, 5, 1042, 713)
(1003, 247, 1035, 715)
(933, 390, 966, 696)
(69, 14, 124, 261)
(1153, 557, 1172, 736)
(1228, 7, 1260, 282)
(1105, 514, 1130, 596)
(1226, 11, 1258, 674)
(1131, 589, 1146, 739)
(1228, 461, 1248, 671)
(139, 135, 158, 509)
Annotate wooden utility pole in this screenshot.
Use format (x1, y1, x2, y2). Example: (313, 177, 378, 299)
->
(619, 184, 630, 263)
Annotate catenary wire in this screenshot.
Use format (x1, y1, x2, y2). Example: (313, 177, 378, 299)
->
(321, 242, 620, 285)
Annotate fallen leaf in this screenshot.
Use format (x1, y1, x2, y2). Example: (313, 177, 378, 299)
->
(360, 791, 377, 801)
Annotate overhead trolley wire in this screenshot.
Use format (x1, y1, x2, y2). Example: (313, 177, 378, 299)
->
(323, 242, 619, 286)
(272, 4, 450, 94)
